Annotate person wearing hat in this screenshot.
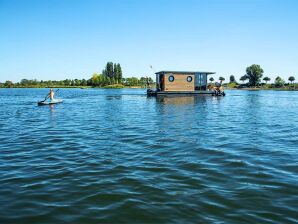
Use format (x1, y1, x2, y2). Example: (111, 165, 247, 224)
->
(213, 81, 224, 95)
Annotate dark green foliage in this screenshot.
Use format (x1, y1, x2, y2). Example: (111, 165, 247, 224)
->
(263, 77, 270, 84)
(209, 77, 214, 82)
(229, 75, 236, 83)
(104, 62, 114, 79)
(240, 75, 248, 83)
(114, 64, 118, 84)
(219, 77, 225, 82)
(245, 64, 264, 86)
(101, 62, 123, 85)
(275, 76, 285, 87)
(4, 80, 14, 88)
(125, 77, 139, 86)
(1, 78, 91, 88)
(0, 60, 155, 88)
(139, 77, 154, 86)
(64, 79, 72, 86)
(117, 63, 122, 84)
(81, 79, 87, 86)
(288, 76, 295, 84)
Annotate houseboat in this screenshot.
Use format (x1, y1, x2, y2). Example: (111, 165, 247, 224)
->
(147, 71, 225, 96)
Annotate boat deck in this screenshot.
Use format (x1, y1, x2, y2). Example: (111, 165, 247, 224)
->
(157, 90, 213, 95)
(147, 89, 225, 96)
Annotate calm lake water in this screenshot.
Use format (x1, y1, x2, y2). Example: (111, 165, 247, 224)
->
(0, 88, 297, 223)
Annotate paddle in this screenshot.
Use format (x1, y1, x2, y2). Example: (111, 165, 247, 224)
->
(40, 89, 60, 103)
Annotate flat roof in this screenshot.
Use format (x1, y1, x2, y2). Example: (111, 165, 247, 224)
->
(155, 71, 216, 75)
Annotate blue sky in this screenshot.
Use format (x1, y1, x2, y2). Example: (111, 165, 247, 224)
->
(0, 0, 297, 82)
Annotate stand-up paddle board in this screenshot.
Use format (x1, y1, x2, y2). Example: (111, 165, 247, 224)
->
(38, 99, 63, 106)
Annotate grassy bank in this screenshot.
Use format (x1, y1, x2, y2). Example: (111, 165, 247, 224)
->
(0, 85, 91, 88)
(0, 84, 154, 89)
(232, 87, 298, 91)
(223, 83, 298, 91)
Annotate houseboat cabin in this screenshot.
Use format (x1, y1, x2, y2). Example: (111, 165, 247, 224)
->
(147, 71, 225, 96)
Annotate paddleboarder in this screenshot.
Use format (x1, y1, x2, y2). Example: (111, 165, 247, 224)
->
(49, 88, 54, 101)
(38, 89, 62, 106)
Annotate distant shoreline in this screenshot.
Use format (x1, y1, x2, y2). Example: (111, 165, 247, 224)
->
(1, 86, 297, 91)
(225, 87, 298, 91)
(0, 85, 152, 89)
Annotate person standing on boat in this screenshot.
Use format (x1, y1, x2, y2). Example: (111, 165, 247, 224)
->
(49, 89, 54, 101)
(219, 80, 224, 93)
(146, 76, 150, 88)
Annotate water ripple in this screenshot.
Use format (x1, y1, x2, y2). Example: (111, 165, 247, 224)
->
(0, 88, 297, 223)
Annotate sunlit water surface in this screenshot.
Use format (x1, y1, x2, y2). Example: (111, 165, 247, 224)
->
(0, 88, 297, 223)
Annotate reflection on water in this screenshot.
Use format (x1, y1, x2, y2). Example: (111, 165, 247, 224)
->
(157, 95, 196, 105)
(49, 104, 55, 110)
(156, 95, 225, 106)
(0, 88, 297, 224)
(106, 95, 123, 100)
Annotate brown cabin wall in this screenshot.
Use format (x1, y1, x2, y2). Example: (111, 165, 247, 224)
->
(164, 73, 194, 91)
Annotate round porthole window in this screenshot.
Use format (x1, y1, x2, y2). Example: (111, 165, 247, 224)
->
(187, 76, 193, 82)
(168, 75, 175, 82)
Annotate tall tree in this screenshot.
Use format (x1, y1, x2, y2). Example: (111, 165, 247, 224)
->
(245, 64, 264, 87)
(263, 77, 270, 84)
(81, 79, 87, 86)
(74, 79, 81, 86)
(288, 76, 295, 84)
(104, 62, 114, 79)
(117, 63, 122, 84)
(229, 75, 235, 83)
(219, 77, 225, 82)
(4, 80, 13, 88)
(240, 75, 248, 83)
(64, 79, 72, 86)
(275, 76, 285, 87)
(91, 73, 99, 86)
(113, 63, 118, 84)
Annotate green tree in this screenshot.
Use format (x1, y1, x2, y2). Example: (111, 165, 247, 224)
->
(240, 75, 248, 83)
(245, 64, 264, 87)
(31, 79, 38, 85)
(4, 80, 14, 88)
(229, 75, 235, 83)
(65, 79, 72, 86)
(91, 73, 99, 86)
(58, 80, 64, 86)
(140, 77, 147, 86)
(87, 62, 123, 87)
(87, 78, 93, 86)
(81, 79, 87, 86)
(113, 63, 118, 84)
(101, 62, 123, 85)
(263, 77, 270, 84)
(126, 77, 139, 86)
(46, 80, 53, 86)
(106, 62, 114, 79)
(148, 77, 154, 85)
(20, 79, 29, 86)
(74, 79, 81, 86)
(116, 63, 122, 84)
(219, 77, 225, 82)
(209, 77, 214, 83)
(288, 76, 295, 84)
(275, 76, 285, 87)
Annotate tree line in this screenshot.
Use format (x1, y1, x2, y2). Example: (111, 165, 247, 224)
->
(89, 74, 154, 87)
(89, 62, 153, 87)
(0, 62, 154, 88)
(2, 63, 295, 89)
(208, 64, 296, 88)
